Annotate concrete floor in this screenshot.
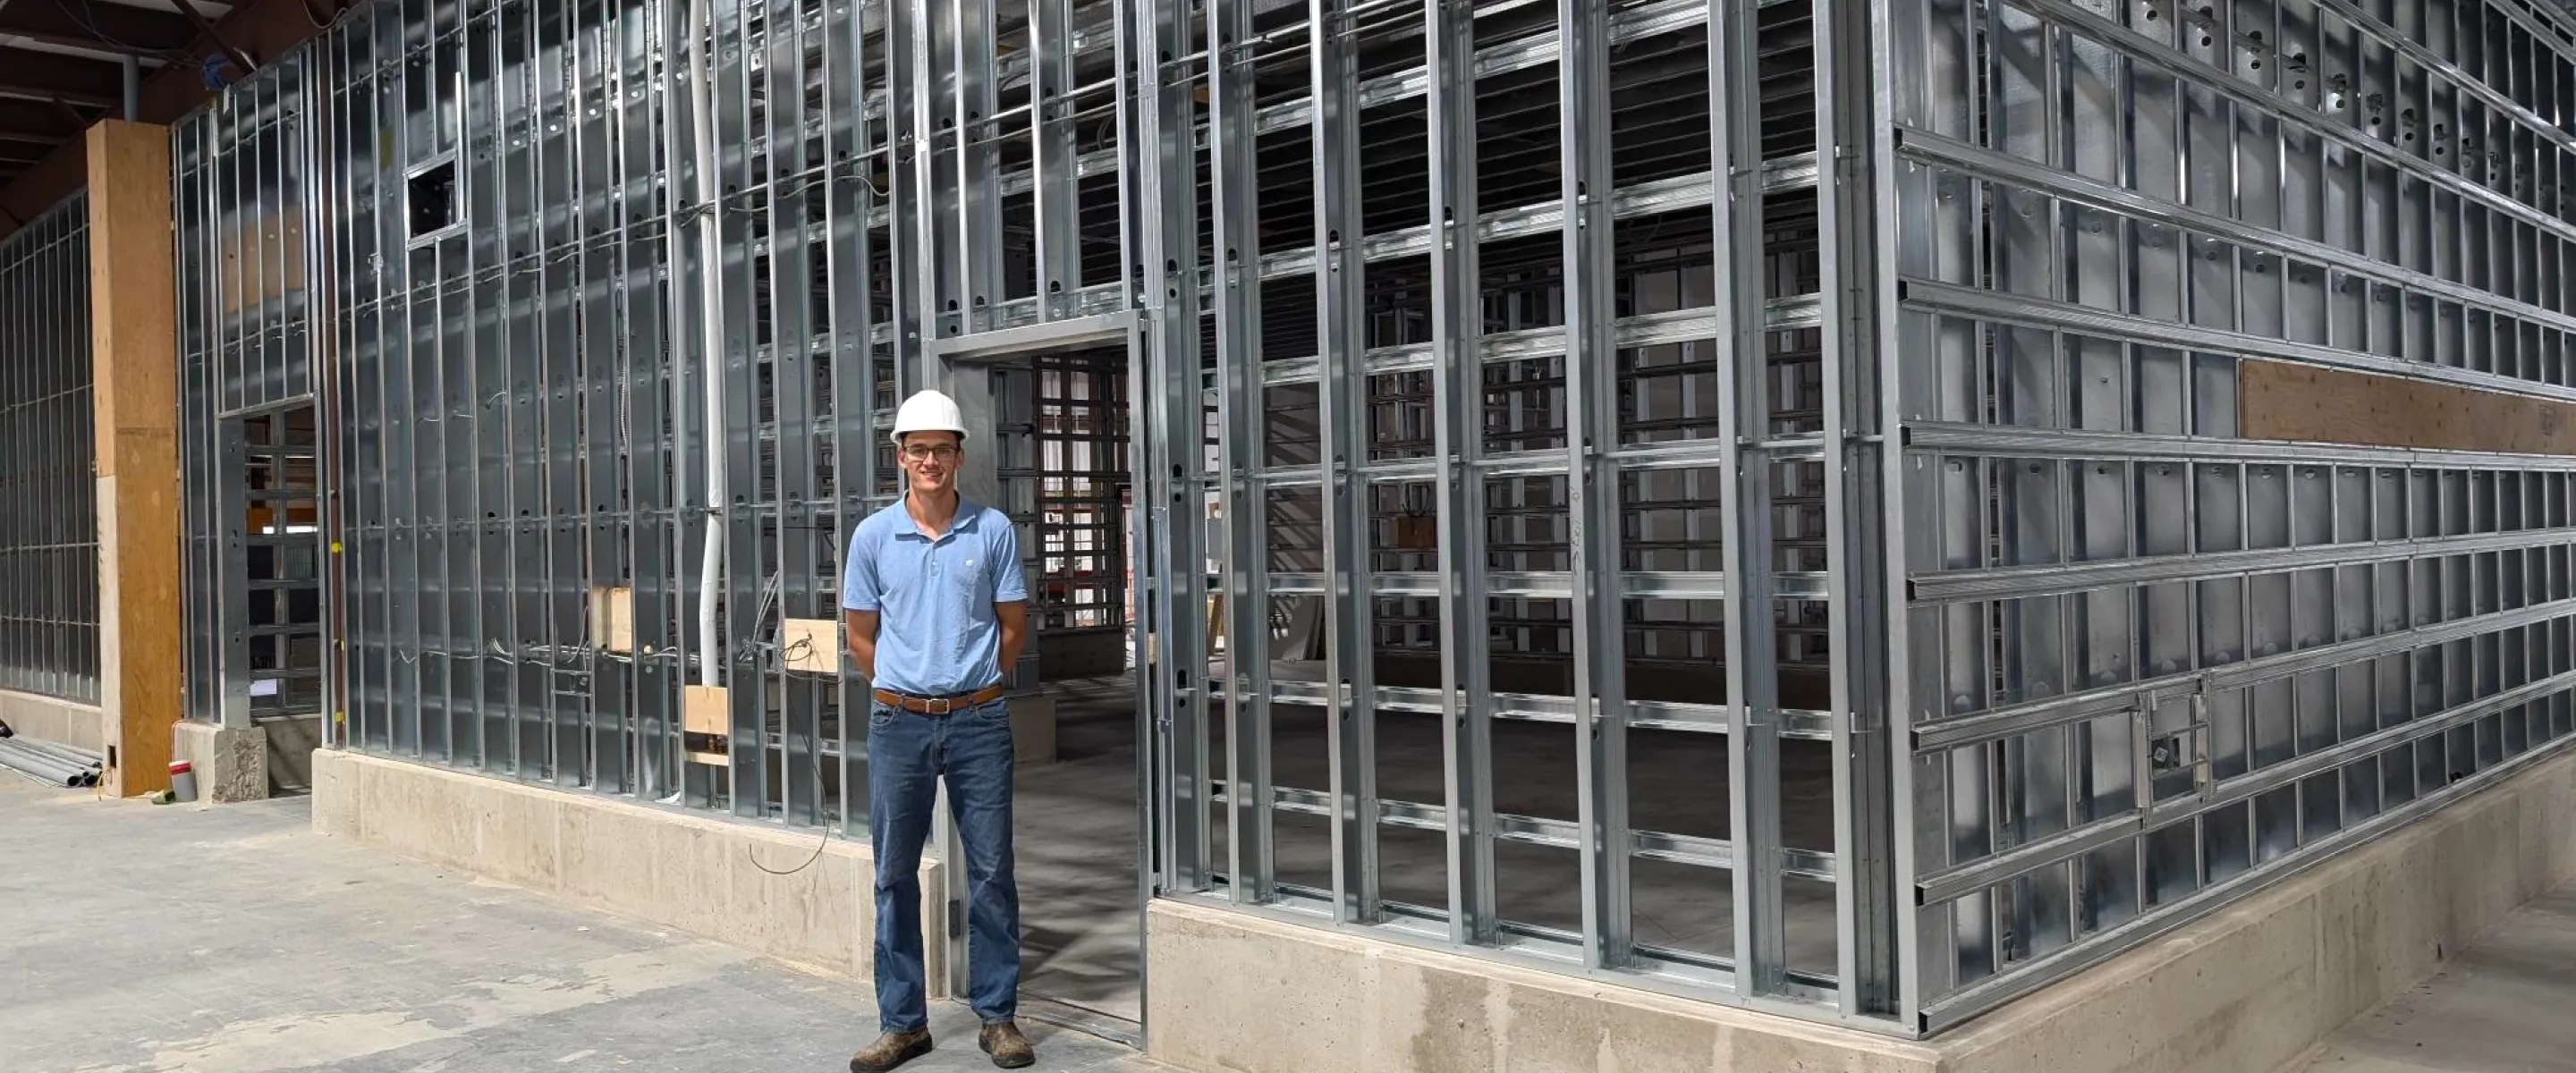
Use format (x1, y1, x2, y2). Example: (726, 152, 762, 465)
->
(1015, 677, 1151, 1023)
(0, 773, 1162, 1073)
(2287, 883, 2576, 1073)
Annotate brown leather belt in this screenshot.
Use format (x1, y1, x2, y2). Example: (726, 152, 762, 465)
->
(870, 683, 1006, 715)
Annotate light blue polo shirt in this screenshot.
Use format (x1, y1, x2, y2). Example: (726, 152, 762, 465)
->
(841, 495, 1027, 696)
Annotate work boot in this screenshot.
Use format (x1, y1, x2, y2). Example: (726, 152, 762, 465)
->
(848, 1028, 933, 1073)
(978, 1021, 1036, 1069)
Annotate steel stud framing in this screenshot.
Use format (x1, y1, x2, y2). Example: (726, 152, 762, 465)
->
(151, 0, 2576, 1040)
(0, 194, 97, 706)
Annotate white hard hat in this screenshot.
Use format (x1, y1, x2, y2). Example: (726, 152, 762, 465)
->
(889, 389, 970, 444)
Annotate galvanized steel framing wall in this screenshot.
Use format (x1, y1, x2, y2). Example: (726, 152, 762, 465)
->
(169, 0, 2576, 1041)
(1879, 0, 2576, 1032)
(0, 194, 98, 705)
(176, 55, 329, 731)
(1173, 0, 1899, 1027)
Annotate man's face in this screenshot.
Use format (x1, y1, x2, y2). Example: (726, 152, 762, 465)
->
(900, 431, 962, 495)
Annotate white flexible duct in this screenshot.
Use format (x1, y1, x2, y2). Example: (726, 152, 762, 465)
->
(688, 0, 727, 688)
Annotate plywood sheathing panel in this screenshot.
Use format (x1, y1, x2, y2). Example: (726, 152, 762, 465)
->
(682, 685, 728, 739)
(591, 586, 635, 654)
(782, 618, 840, 674)
(2241, 359, 2576, 455)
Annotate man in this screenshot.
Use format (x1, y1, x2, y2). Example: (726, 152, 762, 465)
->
(843, 389, 1034, 1072)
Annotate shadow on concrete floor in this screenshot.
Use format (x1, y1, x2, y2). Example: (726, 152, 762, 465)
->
(2286, 882, 2576, 1073)
(0, 774, 1165, 1073)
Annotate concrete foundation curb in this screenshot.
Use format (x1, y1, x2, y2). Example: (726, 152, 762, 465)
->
(311, 748, 948, 993)
(172, 721, 267, 803)
(1146, 746, 2576, 1073)
(0, 689, 105, 755)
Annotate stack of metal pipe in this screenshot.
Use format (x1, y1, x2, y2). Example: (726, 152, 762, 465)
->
(0, 734, 103, 788)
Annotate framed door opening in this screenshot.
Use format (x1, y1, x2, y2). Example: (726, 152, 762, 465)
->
(1007, 342, 1144, 1033)
(925, 325, 1153, 1044)
(182, 400, 327, 796)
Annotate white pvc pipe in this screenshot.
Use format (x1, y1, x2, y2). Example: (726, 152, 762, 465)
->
(658, 5, 697, 690)
(688, 0, 727, 688)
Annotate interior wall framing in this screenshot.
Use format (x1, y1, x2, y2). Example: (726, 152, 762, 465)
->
(0, 192, 99, 706)
(162, 0, 2576, 1042)
(176, 56, 330, 733)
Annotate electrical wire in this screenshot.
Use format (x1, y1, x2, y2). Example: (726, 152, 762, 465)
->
(745, 795, 835, 874)
(48, 0, 199, 65)
(301, 0, 347, 31)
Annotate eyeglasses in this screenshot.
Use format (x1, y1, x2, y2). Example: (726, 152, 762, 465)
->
(901, 444, 960, 462)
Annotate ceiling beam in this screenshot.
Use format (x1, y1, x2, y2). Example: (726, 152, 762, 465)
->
(0, 44, 134, 100)
(161, 0, 252, 75)
(0, 28, 175, 60)
(0, 0, 199, 56)
(0, 84, 117, 109)
(0, 97, 80, 138)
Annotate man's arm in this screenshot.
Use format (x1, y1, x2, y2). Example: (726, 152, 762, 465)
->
(995, 600, 1027, 676)
(842, 524, 881, 680)
(991, 517, 1030, 679)
(843, 608, 880, 680)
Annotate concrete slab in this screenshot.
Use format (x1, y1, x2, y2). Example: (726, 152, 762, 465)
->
(2284, 883, 2576, 1073)
(0, 772, 1165, 1073)
(263, 713, 323, 791)
(170, 720, 268, 803)
(1013, 693, 1060, 766)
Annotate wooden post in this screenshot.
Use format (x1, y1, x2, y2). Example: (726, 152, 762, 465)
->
(87, 120, 181, 798)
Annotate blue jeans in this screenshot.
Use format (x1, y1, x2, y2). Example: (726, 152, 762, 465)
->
(868, 698, 1020, 1032)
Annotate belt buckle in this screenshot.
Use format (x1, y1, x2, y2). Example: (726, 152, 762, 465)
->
(926, 696, 953, 716)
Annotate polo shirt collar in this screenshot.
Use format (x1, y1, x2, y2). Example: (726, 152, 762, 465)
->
(894, 493, 983, 541)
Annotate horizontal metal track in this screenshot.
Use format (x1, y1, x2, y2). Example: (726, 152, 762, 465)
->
(244, 623, 324, 638)
(1905, 423, 2576, 473)
(1917, 668, 2576, 906)
(1265, 569, 1826, 601)
(1897, 131, 2576, 349)
(1914, 596, 2576, 753)
(1249, 0, 1715, 133)
(1259, 295, 1823, 388)
(1242, 785, 1835, 881)
(1902, 278, 2576, 407)
(1913, 527, 2576, 604)
(1918, 733, 2576, 1033)
(2307, 0, 2576, 161)
(2012, 0, 2576, 254)
(245, 579, 323, 591)
(1258, 170, 1775, 283)
(1245, 679, 1835, 739)
(1245, 436, 1781, 486)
